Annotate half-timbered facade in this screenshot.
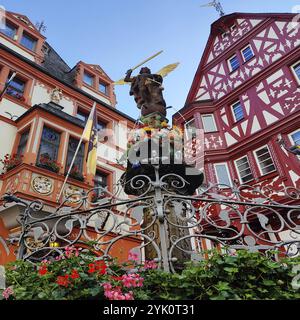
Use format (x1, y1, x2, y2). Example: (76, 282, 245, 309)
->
(173, 13, 300, 251)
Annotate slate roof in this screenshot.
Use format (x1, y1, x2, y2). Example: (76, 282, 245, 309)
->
(41, 42, 77, 85)
(16, 102, 85, 128)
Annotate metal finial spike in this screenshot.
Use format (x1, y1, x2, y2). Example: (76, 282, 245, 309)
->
(200, 0, 225, 17)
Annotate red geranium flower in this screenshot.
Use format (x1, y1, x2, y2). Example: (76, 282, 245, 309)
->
(38, 266, 48, 276)
(70, 269, 80, 279)
(56, 275, 69, 287)
(95, 260, 107, 275)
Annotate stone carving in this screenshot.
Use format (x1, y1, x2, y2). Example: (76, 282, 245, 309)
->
(64, 185, 82, 203)
(31, 176, 54, 195)
(50, 87, 63, 104)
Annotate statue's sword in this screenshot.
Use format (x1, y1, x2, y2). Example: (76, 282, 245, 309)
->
(130, 50, 163, 72)
(114, 50, 163, 85)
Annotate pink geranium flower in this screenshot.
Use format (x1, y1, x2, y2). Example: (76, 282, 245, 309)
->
(2, 287, 14, 300)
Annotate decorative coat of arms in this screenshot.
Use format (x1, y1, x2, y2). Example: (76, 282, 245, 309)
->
(31, 176, 54, 195)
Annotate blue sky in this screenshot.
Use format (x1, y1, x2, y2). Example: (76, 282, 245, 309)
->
(1, 0, 300, 120)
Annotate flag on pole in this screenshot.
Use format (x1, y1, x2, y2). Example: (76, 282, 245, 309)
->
(83, 105, 98, 176)
(0, 71, 17, 101)
(56, 103, 98, 203)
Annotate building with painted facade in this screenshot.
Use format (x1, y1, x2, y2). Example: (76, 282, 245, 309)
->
(0, 11, 139, 265)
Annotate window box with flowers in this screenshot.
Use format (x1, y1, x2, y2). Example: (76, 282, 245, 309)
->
(0, 154, 23, 174)
(66, 165, 84, 182)
(37, 153, 60, 173)
(6, 86, 26, 102)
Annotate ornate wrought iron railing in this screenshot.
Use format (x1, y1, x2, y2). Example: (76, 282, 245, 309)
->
(2, 164, 300, 272)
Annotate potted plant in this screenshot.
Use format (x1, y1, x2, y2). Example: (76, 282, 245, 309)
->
(37, 153, 60, 173)
(0, 153, 23, 174)
(67, 165, 84, 181)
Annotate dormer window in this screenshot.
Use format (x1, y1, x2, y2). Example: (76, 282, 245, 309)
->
(21, 32, 37, 51)
(0, 21, 17, 39)
(99, 82, 107, 95)
(83, 72, 94, 87)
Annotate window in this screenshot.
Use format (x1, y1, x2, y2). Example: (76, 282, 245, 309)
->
(37, 126, 61, 165)
(17, 130, 30, 155)
(0, 21, 17, 39)
(93, 171, 108, 200)
(20, 32, 37, 51)
(83, 72, 94, 86)
(254, 146, 276, 175)
(221, 32, 228, 39)
(235, 156, 254, 183)
(230, 24, 237, 32)
(292, 62, 300, 83)
(201, 114, 217, 133)
(76, 108, 89, 123)
(214, 163, 232, 186)
(66, 137, 85, 176)
(241, 45, 254, 62)
(290, 130, 300, 146)
(184, 118, 196, 140)
(6, 74, 25, 100)
(228, 55, 240, 72)
(232, 101, 244, 122)
(97, 120, 107, 132)
(99, 82, 107, 95)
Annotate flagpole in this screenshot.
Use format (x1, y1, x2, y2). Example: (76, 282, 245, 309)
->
(0, 71, 17, 101)
(56, 102, 97, 203)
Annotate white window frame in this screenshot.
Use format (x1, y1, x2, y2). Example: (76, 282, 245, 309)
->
(227, 54, 240, 72)
(184, 118, 196, 140)
(221, 32, 228, 39)
(230, 24, 237, 32)
(288, 128, 300, 146)
(291, 60, 300, 85)
(241, 44, 254, 63)
(234, 155, 254, 184)
(288, 128, 300, 159)
(214, 163, 233, 187)
(201, 114, 217, 133)
(253, 145, 276, 176)
(231, 100, 244, 122)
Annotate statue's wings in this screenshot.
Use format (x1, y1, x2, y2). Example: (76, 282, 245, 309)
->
(113, 78, 128, 85)
(156, 63, 180, 78)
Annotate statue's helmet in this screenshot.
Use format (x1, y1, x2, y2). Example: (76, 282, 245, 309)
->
(139, 67, 151, 74)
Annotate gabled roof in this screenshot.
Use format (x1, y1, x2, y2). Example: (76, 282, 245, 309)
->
(80, 62, 113, 82)
(184, 12, 298, 107)
(8, 11, 45, 38)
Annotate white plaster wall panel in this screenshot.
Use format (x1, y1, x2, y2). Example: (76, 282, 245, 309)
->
(59, 96, 75, 115)
(250, 116, 261, 134)
(289, 170, 300, 186)
(97, 144, 123, 163)
(0, 122, 17, 172)
(0, 99, 27, 118)
(271, 103, 284, 115)
(263, 110, 278, 125)
(0, 36, 35, 61)
(81, 86, 111, 106)
(116, 122, 130, 150)
(31, 83, 51, 106)
(224, 132, 237, 146)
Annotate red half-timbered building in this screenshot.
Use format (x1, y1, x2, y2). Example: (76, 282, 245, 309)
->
(174, 12, 300, 251)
